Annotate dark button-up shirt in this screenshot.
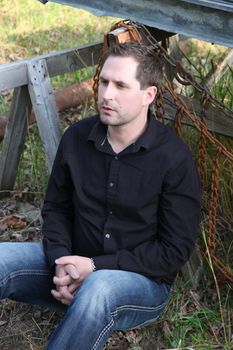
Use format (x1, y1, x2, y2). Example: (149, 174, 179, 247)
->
(42, 112, 201, 284)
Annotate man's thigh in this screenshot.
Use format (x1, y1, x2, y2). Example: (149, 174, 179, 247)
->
(75, 269, 171, 331)
(0, 242, 65, 310)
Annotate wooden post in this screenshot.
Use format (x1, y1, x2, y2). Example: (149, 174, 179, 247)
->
(0, 86, 31, 194)
(165, 34, 181, 82)
(27, 59, 62, 172)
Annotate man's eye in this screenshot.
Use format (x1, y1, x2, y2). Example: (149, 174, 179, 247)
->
(100, 79, 108, 85)
(117, 83, 126, 89)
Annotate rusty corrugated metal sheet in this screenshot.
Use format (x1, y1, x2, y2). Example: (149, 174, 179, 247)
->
(38, 0, 233, 47)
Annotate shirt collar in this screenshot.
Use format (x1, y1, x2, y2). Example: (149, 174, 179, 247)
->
(88, 117, 107, 144)
(132, 110, 158, 151)
(88, 110, 158, 153)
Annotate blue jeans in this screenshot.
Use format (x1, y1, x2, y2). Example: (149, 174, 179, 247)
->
(0, 242, 171, 350)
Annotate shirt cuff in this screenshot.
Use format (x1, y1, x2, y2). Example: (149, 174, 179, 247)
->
(43, 244, 71, 270)
(93, 254, 118, 270)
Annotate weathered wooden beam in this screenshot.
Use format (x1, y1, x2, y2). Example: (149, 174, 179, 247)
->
(27, 59, 62, 172)
(0, 86, 32, 193)
(0, 41, 102, 91)
(1, 88, 232, 139)
(163, 92, 233, 138)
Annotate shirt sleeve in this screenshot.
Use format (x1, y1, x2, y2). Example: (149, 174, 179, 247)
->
(42, 136, 74, 269)
(93, 150, 201, 284)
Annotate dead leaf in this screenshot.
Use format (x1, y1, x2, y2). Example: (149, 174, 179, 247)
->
(0, 214, 27, 232)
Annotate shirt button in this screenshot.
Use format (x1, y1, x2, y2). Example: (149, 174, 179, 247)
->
(109, 182, 114, 187)
(105, 233, 110, 239)
(109, 211, 113, 215)
(115, 156, 118, 160)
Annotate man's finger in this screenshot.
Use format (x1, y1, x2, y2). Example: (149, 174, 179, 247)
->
(53, 274, 72, 286)
(61, 299, 71, 306)
(68, 282, 82, 294)
(65, 264, 79, 279)
(55, 256, 76, 266)
(51, 289, 72, 306)
(51, 286, 73, 302)
(55, 265, 67, 277)
(59, 287, 74, 301)
(51, 288, 62, 300)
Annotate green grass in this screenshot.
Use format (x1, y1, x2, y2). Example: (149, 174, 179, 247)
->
(0, 0, 113, 62)
(169, 276, 232, 349)
(0, 95, 9, 114)
(15, 124, 48, 199)
(138, 275, 233, 349)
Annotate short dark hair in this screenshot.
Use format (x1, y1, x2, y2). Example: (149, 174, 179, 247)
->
(100, 42, 164, 89)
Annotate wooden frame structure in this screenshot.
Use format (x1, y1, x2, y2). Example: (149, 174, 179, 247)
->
(0, 42, 102, 193)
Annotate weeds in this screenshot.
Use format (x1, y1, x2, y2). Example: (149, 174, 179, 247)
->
(179, 39, 233, 107)
(15, 124, 49, 196)
(0, 95, 8, 114)
(153, 275, 233, 349)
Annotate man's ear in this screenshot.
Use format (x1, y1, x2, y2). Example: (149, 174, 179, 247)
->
(143, 86, 157, 106)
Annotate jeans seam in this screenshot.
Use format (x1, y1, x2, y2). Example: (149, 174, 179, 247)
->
(91, 317, 114, 350)
(0, 270, 52, 286)
(91, 301, 167, 350)
(113, 303, 167, 312)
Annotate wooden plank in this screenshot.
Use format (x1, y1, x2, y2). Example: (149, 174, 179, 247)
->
(0, 41, 102, 91)
(0, 86, 32, 193)
(46, 41, 102, 77)
(163, 92, 233, 138)
(27, 59, 62, 172)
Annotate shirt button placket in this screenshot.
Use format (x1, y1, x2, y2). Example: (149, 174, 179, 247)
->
(104, 156, 119, 251)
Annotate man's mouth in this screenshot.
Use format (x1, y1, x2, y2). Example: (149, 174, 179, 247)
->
(101, 105, 115, 112)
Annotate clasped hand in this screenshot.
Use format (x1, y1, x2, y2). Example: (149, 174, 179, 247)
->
(51, 255, 93, 305)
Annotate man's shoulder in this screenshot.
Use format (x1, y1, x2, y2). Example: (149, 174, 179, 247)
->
(153, 118, 191, 153)
(61, 115, 99, 141)
(66, 115, 99, 134)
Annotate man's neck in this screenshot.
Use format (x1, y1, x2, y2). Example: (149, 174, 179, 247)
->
(107, 113, 148, 154)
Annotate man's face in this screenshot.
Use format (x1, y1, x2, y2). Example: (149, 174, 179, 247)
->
(98, 56, 151, 128)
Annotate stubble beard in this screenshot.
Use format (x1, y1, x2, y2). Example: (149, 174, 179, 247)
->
(99, 111, 131, 128)
(98, 103, 123, 127)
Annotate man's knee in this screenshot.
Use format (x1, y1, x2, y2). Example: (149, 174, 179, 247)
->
(72, 270, 118, 313)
